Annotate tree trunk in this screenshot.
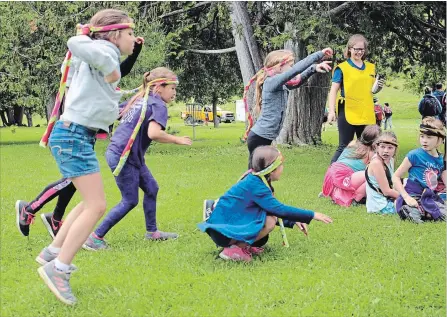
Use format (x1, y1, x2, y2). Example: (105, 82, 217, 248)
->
(45, 95, 56, 123)
(13, 105, 24, 126)
(212, 94, 219, 128)
(229, 2, 262, 129)
(277, 25, 330, 145)
(24, 108, 33, 127)
(0, 110, 9, 127)
(7, 108, 15, 125)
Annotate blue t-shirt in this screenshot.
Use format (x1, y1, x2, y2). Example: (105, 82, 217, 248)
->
(332, 59, 365, 98)
(108, 93, 168, 168)
(337, 148, 367, 172)
(407, 148, 444, 190)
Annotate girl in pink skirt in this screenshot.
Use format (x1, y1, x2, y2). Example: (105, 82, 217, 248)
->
(322, 125, 381, 207)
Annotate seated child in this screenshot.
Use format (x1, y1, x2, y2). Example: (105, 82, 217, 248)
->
(198, 146, 332, 262)
(322, 125, 381, 207)
(392, 117, 446, 223)
(365, 132, 400, 214)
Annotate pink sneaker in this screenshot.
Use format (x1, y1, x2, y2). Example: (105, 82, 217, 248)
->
(248, 246, 264, 255)
(219, 246, 252, 262)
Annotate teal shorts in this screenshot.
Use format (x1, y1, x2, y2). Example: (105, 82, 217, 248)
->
(49, 121, 99, 178)
(380, 200, 396, 214)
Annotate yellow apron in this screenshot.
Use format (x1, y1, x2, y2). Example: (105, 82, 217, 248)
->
(336, 61, 376, 125)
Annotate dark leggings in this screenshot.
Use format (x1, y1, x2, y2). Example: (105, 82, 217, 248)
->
(207, 229, 269, 248)
(330, 100, 366, 163)
(247, 130, 273, 169)
(25, 178, 76, 222)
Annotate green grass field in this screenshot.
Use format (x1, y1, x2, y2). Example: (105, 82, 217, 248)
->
(0, 83, 445, 316)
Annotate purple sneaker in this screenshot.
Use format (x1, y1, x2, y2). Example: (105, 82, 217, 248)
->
(145, 231, 179, 241)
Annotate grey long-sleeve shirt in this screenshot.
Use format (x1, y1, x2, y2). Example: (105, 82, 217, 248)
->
(61, 35, 122, 131)
(251, 51, 324, 140)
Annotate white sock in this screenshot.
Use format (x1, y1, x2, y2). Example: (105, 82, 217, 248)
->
(54, 258, 71, 272)
(48, 245, 61, 254)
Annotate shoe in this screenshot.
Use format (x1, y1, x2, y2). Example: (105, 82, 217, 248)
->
(219, 246, 252, 262)
(318, 192, 324, 198)
(145, 231, 179, 241)
(35, 247, 77, 272)
(37, 260, 77, 305)
(82, 233, 108, 251)
(247, 246, 264, 255)
(203, 199, 216, 221)
(15, 200, 34, 237)
(40, 213, 62, 239)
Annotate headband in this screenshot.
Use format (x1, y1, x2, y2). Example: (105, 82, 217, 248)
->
(420, 124, 446, 138)
(76, 23, 135, 36)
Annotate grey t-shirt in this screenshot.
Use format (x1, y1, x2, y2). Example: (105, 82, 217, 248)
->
(251, 51, 324, 140)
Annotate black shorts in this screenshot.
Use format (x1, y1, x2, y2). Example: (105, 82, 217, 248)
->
(206, 229, 269, 248)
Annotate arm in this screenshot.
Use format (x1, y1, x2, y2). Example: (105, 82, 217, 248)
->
(67, 35, 119, 76)
(120, 41, 143, 77)
(148, 121, 191, 145)
(251, 188, 314, 224)
(327, 82, 341, 123)
(369, 159, 399, 199)
(392, 157, 418, 207)
(268, 51, 324, 91)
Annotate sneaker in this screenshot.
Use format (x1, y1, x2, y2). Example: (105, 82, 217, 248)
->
(40, 213, 62, 239)
(82, 233, 108, 251)
(219, 245, 252, 262)
(203, 199, 216, 221)
(15, 200, 34, 237)
(37, 260, 77, 305)
(248, 246, 265, 255)
(318, 192, 324, 198)
(35, 247, 77, 272)
(145, 231, 179, 241)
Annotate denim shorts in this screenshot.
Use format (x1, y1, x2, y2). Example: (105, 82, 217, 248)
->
(49, 121, 99, 178)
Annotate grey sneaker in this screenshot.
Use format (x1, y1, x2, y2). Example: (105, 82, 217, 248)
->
(145, 231, 179, 241)
(35, 247, 77, 272)
(203, 199, 216, 221)
(82, 233, 108, 251)
(37, 260, 77, 305)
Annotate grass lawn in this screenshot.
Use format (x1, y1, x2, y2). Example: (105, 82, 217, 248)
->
(0, 83, 445, 316)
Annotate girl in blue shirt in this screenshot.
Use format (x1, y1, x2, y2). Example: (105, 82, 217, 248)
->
(198, 146, 332, 262)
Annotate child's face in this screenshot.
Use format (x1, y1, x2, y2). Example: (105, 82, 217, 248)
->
(115, 27, 135, 55)
(349, 41, 365, 61)
(376, 142, 396, 162)
(158, 84, 177, 103)
(278, 60, 294, 74)
(270, 164, 284, 181)
(419, 133, 442, 152)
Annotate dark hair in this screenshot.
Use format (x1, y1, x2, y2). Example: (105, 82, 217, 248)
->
(384, 102, 389, 107)
(436, 83, 443, 90)
(424, 87, 432, 95)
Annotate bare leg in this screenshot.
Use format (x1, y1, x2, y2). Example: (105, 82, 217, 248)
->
(56, 173, 106, 264)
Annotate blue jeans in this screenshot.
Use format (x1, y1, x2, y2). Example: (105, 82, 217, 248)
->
(49, 121, 98, 178)
(95, 150, 159, 237)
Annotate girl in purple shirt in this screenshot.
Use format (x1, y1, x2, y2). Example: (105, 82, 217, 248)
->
(84, 67, 192, 250)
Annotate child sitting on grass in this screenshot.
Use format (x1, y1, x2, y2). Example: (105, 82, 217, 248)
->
(392, 117, 446, 223)
(365, 132, 400, 214)
(198, 146, 332, 262)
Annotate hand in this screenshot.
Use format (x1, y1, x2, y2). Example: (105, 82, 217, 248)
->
(176, 136, 192, 145)
(313, 212, 333, 224)
(316, 61, 332, 73)
(327, 110, 337, 124)
(135, 37, 145, 45)
(104, 69, 121, 83)
(295, 222, 308, 236)
(321, 47, 333, 57)
(404, 195, 419, 207)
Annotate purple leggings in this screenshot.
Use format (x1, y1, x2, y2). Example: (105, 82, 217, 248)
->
(95, 151, 159, 238)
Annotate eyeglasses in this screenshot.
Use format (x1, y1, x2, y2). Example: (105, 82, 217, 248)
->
(351, 48, 365, 52)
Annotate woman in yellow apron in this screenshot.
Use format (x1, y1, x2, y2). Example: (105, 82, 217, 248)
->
(327, 34, 384, 163)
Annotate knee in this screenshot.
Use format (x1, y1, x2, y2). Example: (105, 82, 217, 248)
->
(265, 216, 277, 232)
(123, 199, 139, 210)
(89, 199, 107, 216)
